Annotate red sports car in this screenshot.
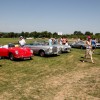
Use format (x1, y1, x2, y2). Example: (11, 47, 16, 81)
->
(0, 43, 33, 60)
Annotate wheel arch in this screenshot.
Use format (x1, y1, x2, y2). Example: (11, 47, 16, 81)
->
(38, 49, 45, 57)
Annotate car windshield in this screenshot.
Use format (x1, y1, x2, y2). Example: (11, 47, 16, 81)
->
(77, 41, 84, 44)
(32, 41, 49, 46)
(8, 43, 15, 47)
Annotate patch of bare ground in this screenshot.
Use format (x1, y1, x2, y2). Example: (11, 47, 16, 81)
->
(44, 67, 100, 100)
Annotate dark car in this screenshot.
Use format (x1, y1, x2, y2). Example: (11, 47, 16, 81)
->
(71, 41, 86, 49)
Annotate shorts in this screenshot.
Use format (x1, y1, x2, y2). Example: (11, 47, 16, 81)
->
(86, 49, 92, 56)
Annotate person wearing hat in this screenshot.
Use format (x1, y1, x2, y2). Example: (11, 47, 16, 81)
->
(83, 36, 94, 63)
(18, 36, 26, 47)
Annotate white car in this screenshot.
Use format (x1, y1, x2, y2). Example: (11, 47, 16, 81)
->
(96, 42, 100, 48)
(53, 44, 71, 53)
(44, 41, 71, 53)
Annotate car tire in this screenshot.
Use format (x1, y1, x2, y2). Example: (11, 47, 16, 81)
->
(30, 57, 32, 60)
(0, 56, 2, 59)
(9, 54, 15, 61)
(80, 46, 83, 49)
(39, 51, 45, 57)
(67, 49, 71, 52)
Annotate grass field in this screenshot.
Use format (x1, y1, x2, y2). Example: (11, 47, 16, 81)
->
(0, 38, 100, 100)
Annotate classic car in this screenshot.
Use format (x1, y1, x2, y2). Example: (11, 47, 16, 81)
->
(24, 41, 60, 57)
(71, 40, 86, 49)
(96, 42, 100, 48)
(53, 44, 71, 53)
(42, 41, 71, 53)
(0, 43, 33, 60)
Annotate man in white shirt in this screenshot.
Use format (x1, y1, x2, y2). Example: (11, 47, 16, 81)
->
(18, 36, 26, 47)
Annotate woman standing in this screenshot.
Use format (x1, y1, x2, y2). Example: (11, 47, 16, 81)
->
(83, 36, 94, 63)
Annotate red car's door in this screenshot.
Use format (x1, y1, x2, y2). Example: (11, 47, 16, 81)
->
(0, 48, 8, 57)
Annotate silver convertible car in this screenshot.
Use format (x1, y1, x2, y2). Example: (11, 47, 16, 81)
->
(24, 41, 61, 57)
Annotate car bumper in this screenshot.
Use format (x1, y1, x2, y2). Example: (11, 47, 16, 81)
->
(14, 54, 33, 59)
(96, 46, 100, 48)
(62, 48, 71, 52)
(45, 52, 58, 55)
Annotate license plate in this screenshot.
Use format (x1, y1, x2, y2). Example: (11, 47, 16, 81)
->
(24, 58, 30, 60)
(54, 52, 57, 54)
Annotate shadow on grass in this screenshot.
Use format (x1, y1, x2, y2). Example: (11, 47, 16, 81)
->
(0, 57, 33, 62)
(33, 54, 60, 58)
(44, 52, 71, 58)
(80, 60, 88, 62)
(45, 54, 60, 58)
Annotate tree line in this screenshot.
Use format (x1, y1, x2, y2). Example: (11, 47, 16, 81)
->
(0, 31, 100, 39)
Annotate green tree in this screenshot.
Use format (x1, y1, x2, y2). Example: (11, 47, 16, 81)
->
(74, 31, 83, 35)
(85, 31, 93, 36)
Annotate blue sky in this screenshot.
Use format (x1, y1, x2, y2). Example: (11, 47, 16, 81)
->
(0, 0, 100, 34)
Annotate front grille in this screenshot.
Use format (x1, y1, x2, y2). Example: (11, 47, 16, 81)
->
(52, 46, 57, 52)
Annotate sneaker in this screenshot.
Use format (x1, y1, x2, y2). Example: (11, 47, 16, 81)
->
(82, 60, 84, 62)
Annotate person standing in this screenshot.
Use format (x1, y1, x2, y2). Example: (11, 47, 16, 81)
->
(18, 36, 26, 47)
(83, 36, 94, 63)
(48, 38, 52, 46)
(91, 38, 96, 53)
(62, 37, 67, 45)
(59, 37, 63, 45)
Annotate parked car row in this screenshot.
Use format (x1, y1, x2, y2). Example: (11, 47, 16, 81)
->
(70, 40, 100, 49)
(0, 42, 71, 60)
(0, 40, 99, 61)
(24, 41, 71, 57)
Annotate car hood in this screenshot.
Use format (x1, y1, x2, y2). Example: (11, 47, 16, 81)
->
(8, 47, 30, 51)
(25, 44, 53, 48)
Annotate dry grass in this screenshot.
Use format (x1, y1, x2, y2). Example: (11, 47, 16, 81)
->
(0, 38, 100, 100)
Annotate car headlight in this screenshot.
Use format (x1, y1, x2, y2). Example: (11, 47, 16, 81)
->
(15, 51, 18, 54)
(49, 47, 53, 52)
(50, 47, 53, 49)
(68, 45, 71, 48)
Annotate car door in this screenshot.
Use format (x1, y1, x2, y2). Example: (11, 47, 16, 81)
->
(30, 43, 42, 54)
(31, 45, 42, 54)
(74, 42, 79, 48)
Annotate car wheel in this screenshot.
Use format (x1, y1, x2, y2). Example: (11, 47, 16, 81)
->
(30, 57, 32, 60)
(0, 56, 2, 59)
(9, 54, 15, 61)
(39, 51, 45, 57)
(67, 49, 71, 52)
(80, 46, 83, 49)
